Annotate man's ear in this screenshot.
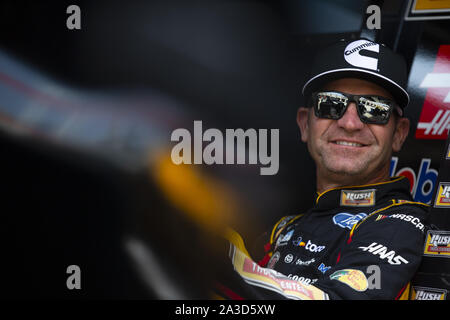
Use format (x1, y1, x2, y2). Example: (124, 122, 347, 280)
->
(297, 107, 310, 143)
(392, 117, 410, 152)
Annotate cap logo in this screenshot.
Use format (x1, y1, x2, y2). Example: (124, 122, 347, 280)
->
(344, 40, 379, 71)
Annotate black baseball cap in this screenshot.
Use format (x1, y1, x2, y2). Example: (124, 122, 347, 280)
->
(302, 38, 409, 113)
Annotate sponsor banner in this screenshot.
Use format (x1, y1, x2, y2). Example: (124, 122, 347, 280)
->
(390, 157, 439, 204)
(340, 189, 376, 207)
(434, 182, 450, 207)
(329, 269, 368, 292)
(415, 45, 450, 140)
(405, 0, 450, 20)
(230, 245, 328, 300)
(423, 230, 450, 257)
(412, 286, 448, 300)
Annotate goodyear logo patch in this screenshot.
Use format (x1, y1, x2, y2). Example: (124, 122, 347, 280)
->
(423, 230, 450, 258)
(434, 182, 450, 208)
(412, 286, 447, 300)
(329, 269, 368, 292)
(340, 189, 376, 207)
(447, 143, 450, 159)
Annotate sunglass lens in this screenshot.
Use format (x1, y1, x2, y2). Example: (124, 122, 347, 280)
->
(315, 92, 347, 119)
(357, 97, 392, 124)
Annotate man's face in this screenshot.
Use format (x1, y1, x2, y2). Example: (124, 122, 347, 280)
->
(297, 78, 410, 185)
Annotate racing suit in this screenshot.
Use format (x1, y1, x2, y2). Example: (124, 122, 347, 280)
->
(220, 176, 430, 300)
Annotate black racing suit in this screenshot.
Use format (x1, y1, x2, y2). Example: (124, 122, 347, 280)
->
(219, 176, 430, 300)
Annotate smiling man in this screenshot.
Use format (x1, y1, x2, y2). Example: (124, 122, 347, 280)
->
(297, 77, 410, 192)
(221, 39, 430, 300)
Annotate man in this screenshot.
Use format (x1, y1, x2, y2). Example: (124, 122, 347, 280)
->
(220, 38, 430, 300)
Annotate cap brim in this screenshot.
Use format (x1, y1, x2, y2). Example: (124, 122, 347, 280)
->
(302, 68, 410, 110)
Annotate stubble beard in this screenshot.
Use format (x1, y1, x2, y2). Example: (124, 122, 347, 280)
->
(313, 142, 390, 186)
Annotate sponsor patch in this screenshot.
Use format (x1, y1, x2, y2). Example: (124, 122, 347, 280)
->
(387, 214, 425, 232)
(358, 242, 409, 265)
(423, 230, 450, 258)
(292, 236, 306, 247)
(340, 189, 376, 207)
(284, 254, 294, 264)
(276, 229, 294, 248)
(287, 274, 318, 286)
(273, 215, 297, 241)
(434, 182, 450, 208)
(267, 251, 280, 269)
(333, 212, 367, 229)
(375, 214, 387, 221)
(343, 40, 379, 71)
(317, 263, 332, 274)
(413, 286, 447, 300)
(329, 269, 368, 292)
(304, 240, 326, 253)
(295, 258, 315, 266)
(230, 245, 329, 300)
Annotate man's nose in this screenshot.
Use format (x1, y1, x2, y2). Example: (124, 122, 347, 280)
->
(336, 103, 364, 131)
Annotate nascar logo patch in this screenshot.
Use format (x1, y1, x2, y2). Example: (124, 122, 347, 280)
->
(340, 189, 376, 207)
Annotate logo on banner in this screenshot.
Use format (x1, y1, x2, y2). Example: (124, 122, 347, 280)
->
(390, 157, 438, 204)
(415, 45, 450, 140)
(423, 230, 450, 258)
(434, 182, 450, 207)
(413, 286, 447, 300)
(340, 189, 375, 207)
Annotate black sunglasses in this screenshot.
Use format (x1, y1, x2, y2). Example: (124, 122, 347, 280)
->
(309, 91, 401, 125)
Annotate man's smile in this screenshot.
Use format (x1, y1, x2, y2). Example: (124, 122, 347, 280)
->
(329, 139, 369, 148)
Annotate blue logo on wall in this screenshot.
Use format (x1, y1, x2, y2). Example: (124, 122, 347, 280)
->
(333, 212, 367, 230)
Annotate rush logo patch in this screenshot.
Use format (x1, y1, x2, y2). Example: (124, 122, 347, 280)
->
(340, 189, 376, 207)
(423, 230, 450, 258)
(434, 182, 450, 208)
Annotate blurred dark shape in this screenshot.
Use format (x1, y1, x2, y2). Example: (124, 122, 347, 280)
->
(283, 0, 365, 35)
